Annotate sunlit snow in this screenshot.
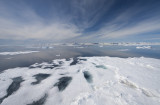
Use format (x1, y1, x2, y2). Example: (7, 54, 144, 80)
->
(0, 56, 160, 105)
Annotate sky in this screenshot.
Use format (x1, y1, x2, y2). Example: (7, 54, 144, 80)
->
(0, 0, 160, 43)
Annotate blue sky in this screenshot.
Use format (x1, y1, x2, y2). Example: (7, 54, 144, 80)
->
(0, 0, 160, 43)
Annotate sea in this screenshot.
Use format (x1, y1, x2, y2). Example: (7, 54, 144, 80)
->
(0, 45, 160, 71)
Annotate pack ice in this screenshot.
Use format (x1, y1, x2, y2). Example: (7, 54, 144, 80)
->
(0, 56, 160, 105)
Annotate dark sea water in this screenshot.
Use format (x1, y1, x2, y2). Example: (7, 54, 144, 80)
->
(0, 45, 160, 71)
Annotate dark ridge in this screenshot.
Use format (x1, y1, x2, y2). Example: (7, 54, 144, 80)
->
(70, 58, 79, 65)
(83, 71, 93, 83)
(31, 74, 50, 85)
(0, 76, 24, 104)
(27, 94, 48, 105)
(54, 76, 72, 91)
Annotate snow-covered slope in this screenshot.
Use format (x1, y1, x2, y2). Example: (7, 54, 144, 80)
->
(0, 56, 160, 105)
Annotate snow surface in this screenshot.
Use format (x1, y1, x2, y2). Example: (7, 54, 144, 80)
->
(0, 51, 39, 55)
(0, 56, 160, 105)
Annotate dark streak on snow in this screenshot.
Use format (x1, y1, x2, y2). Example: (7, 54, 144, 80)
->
(0, 76, 24, 104)
(27, 94, 48, 105)
(31, 74, 50, 85)
(54, 76, 72, 91)
(83, 71, 93, 83)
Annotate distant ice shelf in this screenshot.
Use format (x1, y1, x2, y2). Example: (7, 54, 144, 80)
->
(0, 51, 39, 55)
(0, 56, 160, 105)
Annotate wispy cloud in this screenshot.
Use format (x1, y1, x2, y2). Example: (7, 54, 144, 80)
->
(0, 0, 81, 41)
(70, 0, 115, 29)
(0, 0, 160, 42)
(99, 17, 160, 38)
(0, 18, 80, 40)
(79, 1, 160, 41)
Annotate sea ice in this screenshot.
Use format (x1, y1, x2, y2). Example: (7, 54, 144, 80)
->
(136, 46, 151, 49)
(0, 56, 160, 105)
(0, 51, 39, 55)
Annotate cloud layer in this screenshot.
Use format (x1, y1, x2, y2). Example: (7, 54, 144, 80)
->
(0, 0, 160, 42)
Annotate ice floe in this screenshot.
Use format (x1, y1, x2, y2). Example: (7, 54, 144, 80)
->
(0, 56, 160, 105)
(0, 51, 39, 55)
(136, 46, 152, 49)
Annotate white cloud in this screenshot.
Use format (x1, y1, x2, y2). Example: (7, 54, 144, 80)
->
(0, 18, 81, 40)
(0, 0, 160, 42)
(71, 0, 115, 29)
(84, 3, 160, 40)
(0, 1, 81, 41)
(100, 18, 160, 38)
